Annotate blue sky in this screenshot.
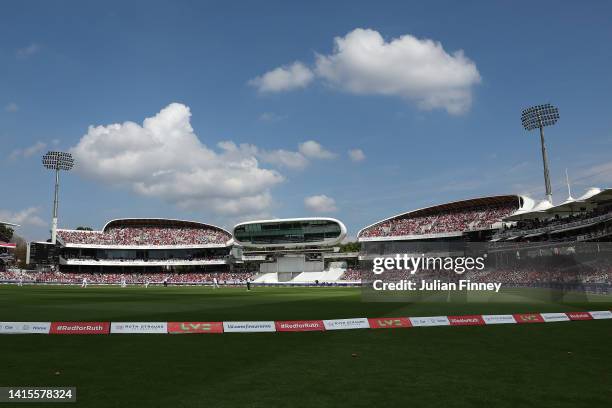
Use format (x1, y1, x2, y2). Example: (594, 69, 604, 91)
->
(2, 0, 612, 240)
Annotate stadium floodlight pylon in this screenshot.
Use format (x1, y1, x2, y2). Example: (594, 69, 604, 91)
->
(42, 151, 74, 244)
(521, 103, 559, 205)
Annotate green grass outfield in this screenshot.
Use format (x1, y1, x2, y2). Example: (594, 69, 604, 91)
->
(1, 285, 611, 408)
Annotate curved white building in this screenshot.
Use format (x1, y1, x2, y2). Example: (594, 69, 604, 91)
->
(233, 217, 349, 284)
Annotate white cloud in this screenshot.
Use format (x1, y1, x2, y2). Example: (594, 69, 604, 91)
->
(304, 194, 337, 213)
(299, 140, 335, 159)
(206, 193, 274, 216)
(5, 102, 19, 112)
(9, 141, 47, 160)
(258, 112, 285, 122)
(252, 28, 481, 114)
(17, 43, 41, 58)
(249, 61, 314, 92)
(0, 207, 47, 227)
(315, 29, 481, 114)
(70, 103, 284, 217)
(219, 140, 334, 170)
(348, 148, 366, 162)
(258, 149, 310, 170)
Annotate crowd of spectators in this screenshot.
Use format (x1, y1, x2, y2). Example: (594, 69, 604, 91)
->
(58, 226, 231, 246)
(501, 205, 612, 235)
(360, 204, 517, 238)
(62, 255, 225, 263)
(472, 263, 612, 285)
(0, 270, 254, 285)
(340, 269, 361, 281)
(341, 257, 612, 286)
(1, 264, 610, 287)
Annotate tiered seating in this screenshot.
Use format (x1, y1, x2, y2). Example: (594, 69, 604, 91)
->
(360, 203, 516, 238)
(499, 206, 612, 238)
(58, 226, 230, 246)
(0, 271, 253, 284)
(339, 269, 361, 281)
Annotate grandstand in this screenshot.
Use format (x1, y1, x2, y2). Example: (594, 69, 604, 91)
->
(358, 194, 529, 243)
(357, 189, 612, 248)
(19, 217, 359, 286)
(0, 270, 253, 285)
(356, 189, 612, 293)
(54, 218, 233, 275)
(16, 189, 612, 287)
(492, 187, 612, 246)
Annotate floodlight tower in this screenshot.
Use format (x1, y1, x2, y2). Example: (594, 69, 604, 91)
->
(521, 103, 560, 205)
(42, 151, 74, 244)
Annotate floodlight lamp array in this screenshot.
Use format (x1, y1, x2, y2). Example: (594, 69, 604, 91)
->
(42, 151, 74, 171)
(521, 103, 560, 131)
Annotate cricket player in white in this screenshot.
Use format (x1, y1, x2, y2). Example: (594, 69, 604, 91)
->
(213, 276, 219, 289)
(81, 277, 87, 288)
(121, 276, 127, 288)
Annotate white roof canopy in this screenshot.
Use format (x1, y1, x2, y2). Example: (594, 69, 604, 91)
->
(504, 187, 611, 221)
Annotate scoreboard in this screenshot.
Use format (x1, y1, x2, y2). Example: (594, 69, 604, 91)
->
(27, 242, 58, 266)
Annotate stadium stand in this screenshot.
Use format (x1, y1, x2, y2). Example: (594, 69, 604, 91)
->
(349, 256, 612, 290)
(58, 226, 229, 246)
(60, 255, 226, 263)
(495, 205, 612, 243)
(51, 219, 233, 274)
(339, 268, 361, 281)
(0, 270, 253, 285)
(359, 196, 521, 239)
(14, 189, 611, 288)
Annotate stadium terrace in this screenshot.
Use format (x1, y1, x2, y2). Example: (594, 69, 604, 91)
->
(42, 218, 234, 275)
(358, 195, 523, 242)
(1, 189, 610, 288)
(58, 218, 232, 248)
